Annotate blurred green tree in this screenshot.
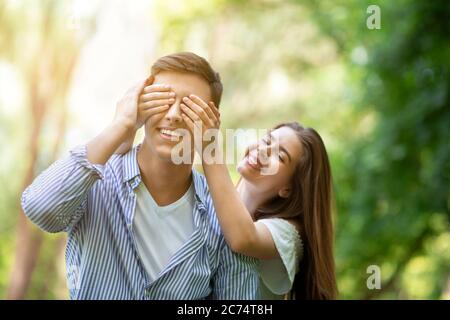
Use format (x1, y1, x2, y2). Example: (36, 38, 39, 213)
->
(0, 0, 93, 299)
(306, 0, 450, 298)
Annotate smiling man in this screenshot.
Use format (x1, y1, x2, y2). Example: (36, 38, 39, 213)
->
(21, 52, 258, 299)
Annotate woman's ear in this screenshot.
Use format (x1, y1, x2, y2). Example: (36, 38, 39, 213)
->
(278, 187, 291, 198)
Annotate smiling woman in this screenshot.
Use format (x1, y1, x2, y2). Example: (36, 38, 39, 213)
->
(194, 119, 338, 299)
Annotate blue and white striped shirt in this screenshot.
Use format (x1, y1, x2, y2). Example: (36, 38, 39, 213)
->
(21, 144, 259, 299)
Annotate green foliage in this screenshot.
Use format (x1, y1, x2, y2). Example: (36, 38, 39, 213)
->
(307, 0, 450, 298)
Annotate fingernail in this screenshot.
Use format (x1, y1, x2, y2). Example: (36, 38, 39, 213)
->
(183, 97, 189, 102)
(169, 92, 175, 97)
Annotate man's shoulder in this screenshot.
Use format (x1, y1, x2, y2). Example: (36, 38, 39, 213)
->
(67, 144, 126, 183)
(102, 146, 139, 183)
(105, 153, 125, 169)
(94, 153, 125, 184)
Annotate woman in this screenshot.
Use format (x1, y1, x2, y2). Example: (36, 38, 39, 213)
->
(180, 99, 338, 300)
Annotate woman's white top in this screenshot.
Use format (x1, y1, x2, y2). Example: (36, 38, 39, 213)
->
(256, 218, 303, 299)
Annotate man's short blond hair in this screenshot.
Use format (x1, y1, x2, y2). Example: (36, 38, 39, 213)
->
(151, 52, 223, 107)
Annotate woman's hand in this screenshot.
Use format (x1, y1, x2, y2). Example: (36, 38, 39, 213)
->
(114, 76, 175, 154)
(137, 76, 175, 128)
(180, 94, 220, 154)
(112, 79, 149, 133)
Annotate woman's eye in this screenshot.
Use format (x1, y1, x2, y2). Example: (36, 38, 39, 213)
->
(279, 155, 285, 163)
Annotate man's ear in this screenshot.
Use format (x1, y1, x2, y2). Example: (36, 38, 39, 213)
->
(278, 186, 291, 199)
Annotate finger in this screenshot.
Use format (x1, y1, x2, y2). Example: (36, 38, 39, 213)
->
(181, 113, 195, 133)
(189, 94, 209, 110)
(140, 91, 175, 102)
(189, 95, 219, 127)
(209, 101, 220, 119)
(208, 101, 220, 117)
(180, 102, 200, 123)
(139, 99, 175, 110)
(203, 102, 218, 125)
(142, 84, 171, 94)
(180, 103, 204, 132)
(141, 105, 170, 118)
(208, 102, 221, 127)
(146, 75, 155, 85)
(188, 95, 216, 123)
(182, 97, 214, 127)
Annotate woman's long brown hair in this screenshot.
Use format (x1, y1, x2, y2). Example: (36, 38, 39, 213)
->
(254, 122, 338, 300)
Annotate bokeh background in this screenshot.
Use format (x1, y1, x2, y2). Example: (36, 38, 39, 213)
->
(0, 0, 449, 299)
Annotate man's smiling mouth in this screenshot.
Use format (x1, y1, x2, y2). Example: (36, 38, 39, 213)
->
(159, 128, 183, 141)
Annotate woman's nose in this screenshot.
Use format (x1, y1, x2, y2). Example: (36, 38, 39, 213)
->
(257, 145, 271, 164)
(257, 143, 271, 155)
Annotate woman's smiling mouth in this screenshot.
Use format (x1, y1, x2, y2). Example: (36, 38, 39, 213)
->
(246, 153, 262, 171)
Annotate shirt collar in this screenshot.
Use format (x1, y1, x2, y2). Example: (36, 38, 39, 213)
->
(121, 144, 208, 207)
(191, 169, 208, 208)
(122, 144, 141, 184)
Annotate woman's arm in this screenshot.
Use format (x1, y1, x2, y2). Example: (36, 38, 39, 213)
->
(203, 162, 280, 259)
(180, 96, 279, 259)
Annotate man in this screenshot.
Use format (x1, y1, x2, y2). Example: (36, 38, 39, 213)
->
(21, 52, 259, 299)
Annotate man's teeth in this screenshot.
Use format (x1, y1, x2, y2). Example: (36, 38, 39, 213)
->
(160, 129, 182, 137)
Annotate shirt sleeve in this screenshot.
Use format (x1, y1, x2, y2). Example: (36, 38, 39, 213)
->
(210, 238, 259, 300)
(257, 218, 303, 295)
(21, 144, 105, 233)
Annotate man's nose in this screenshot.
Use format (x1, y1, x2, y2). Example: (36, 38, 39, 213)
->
(165, 99, 183, 124)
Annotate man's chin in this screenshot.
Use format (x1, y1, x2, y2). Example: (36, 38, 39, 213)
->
(153, 146, 177, 163)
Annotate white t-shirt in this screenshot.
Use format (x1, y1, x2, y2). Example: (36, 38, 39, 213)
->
(133, 182, 195, 281)
(256, 218, 303, 299)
